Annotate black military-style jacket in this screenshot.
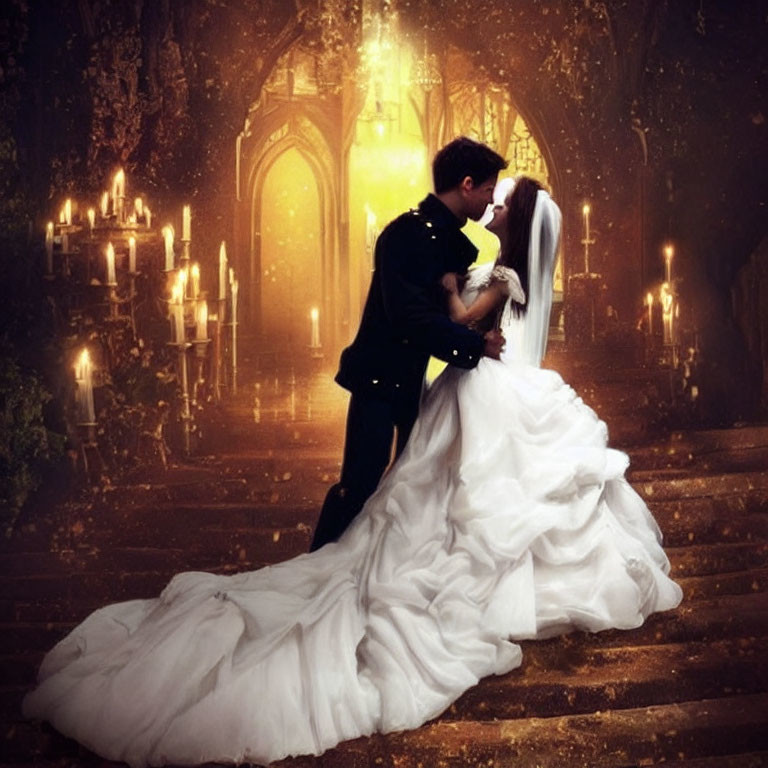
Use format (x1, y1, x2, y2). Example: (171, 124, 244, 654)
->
(335, 194, 485, 405)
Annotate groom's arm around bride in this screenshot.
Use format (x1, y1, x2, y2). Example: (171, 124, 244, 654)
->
(309, 137, 507, 551)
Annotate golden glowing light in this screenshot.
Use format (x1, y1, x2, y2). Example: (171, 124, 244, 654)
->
(583, 204, 591, 216)
(75, 348, 91, 377)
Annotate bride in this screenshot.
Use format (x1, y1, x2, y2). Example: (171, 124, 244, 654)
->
(23, 177, 683, 767)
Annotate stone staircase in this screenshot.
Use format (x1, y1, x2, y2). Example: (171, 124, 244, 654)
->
(1, 368, 767, 767)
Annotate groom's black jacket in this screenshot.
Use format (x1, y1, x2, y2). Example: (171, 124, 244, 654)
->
(336, 194, 485, 405)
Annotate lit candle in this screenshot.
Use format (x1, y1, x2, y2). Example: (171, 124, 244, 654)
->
(182, 204, 191, 241)
(112, 169, 125, 221)
(170, 280, 185, 343)
(134, 197, 144, 219)
(87, 208, 95, 233)
(196, 299, 208, 340)
(145, 206, 152, 229)
(231, 278, 238, 322)
(664, 244, 674, 284)
(64, 198, 72, 226)
(106, 242, 116, 284)
(582, 203, 591, 273)
(661, 283, 673, 344)
(179, 265, 189, 299)
(190, 263, 200, 299)
(646, 292, 653, 335)
(58, 207, 65, 225)
(218, 242, 228, 301)
(162, 225, 175, 271)
(74, 348, 95, 424)
(45, 222, 54, 274)
(310, 307, 320, 347)
(100, 191, 109, 218)
(128, 236, 137, 274)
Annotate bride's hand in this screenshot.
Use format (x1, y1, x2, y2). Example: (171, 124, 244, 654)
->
(441, 272, 459, 294)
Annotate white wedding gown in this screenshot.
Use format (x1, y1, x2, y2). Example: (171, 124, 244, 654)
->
(24, 193, 683, 767)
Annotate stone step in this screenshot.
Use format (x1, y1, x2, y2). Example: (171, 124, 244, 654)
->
(631, 469, 768, 503)
(448, 636, 768, 721)
(292, 693, 768, 768)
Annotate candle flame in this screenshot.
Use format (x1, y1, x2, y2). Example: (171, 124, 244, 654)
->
(135, 197, 143, 217)
(582, 203, 590, 216)
(171, 281, 183, 304)
(162, 225, 174, 243)
(191, 263, 200, 280)
(310, 307, 319, 321)
(664, 245, 674, 259)
(219, 241, 227, 261)
(46, 222, 54, 237)
(646, 292, 653, 307)
(199, 300, 208, 326)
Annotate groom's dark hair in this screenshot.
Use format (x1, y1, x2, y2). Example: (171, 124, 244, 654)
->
(432, 137, 507, 194)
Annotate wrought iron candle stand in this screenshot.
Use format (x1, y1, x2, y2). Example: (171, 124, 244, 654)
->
(168, 340, 193, 456)
(212, 297, 226, 402)
(227, 316, 238, 396)
(77, 421, 103, 483)
(180, 238, 191, 268)
(191, 338, 211, 406)
(127, 270, 140, 338)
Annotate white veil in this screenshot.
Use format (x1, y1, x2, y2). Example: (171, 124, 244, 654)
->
(498, 187, 562, 368)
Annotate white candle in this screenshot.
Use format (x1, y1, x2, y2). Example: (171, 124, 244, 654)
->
(87, 208, 95, 233)
(74, 348, 95, 423)
(664, 244, 673, 284)
(219, 242, 228, 301)
(45, 222, 54, 274)
(112, 169, 125, 221)
(106, 242, 116, 284)
(145, 206, 152, 229)
(134, 197, 144, 219)
(182, 204, 191, 241)
(196, 299, 208, 340)
(646, 292, 653, 335)
(582, 203, 591, 273)
(310, 307, 320, 347)
(179, 265, 189, 299)
(231, 278, 238, 322)
(64, 198, 72, 226)
(58, 207, 65, 225)
(190, 263, 200, 299)
(100, 191, 109, 218)
(162, 225, 175, 271)
(170, 281, 185, 343)
(661, 284, 673, 344)
(128, 236, 137, 273)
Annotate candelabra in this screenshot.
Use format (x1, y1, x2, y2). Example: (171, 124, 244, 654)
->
(191, 337, 211, 406)
(168, 340, 193, 456)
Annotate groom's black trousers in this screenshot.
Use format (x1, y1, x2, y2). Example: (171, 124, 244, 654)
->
(309, 392, 418, 551)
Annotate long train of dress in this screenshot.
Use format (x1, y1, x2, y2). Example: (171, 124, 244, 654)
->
(23, 351, 683, 767)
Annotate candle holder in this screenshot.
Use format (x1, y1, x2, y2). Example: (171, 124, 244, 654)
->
(167, 340, 193, 456)
(226, 318, 239, 396)
(191, 338, 210, 406)
(181, 239, 191, 267)
(76, 421, 103, 483)
(211, 303, 224, 403)
(127, 270, 141, 337)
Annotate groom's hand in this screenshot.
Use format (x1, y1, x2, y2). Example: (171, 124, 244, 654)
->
(483, 329, 505, 359)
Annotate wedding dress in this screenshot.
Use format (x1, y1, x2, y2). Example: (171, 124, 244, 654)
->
(24, 190, 683, 767)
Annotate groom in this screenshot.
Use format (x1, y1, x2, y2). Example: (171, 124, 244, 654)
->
(310, 137, 507, 551)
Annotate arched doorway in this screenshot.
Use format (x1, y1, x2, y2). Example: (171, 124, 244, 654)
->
(259, 147, 324, 352)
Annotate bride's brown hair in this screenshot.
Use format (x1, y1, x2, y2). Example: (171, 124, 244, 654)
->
(496, 176, 543, 316)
